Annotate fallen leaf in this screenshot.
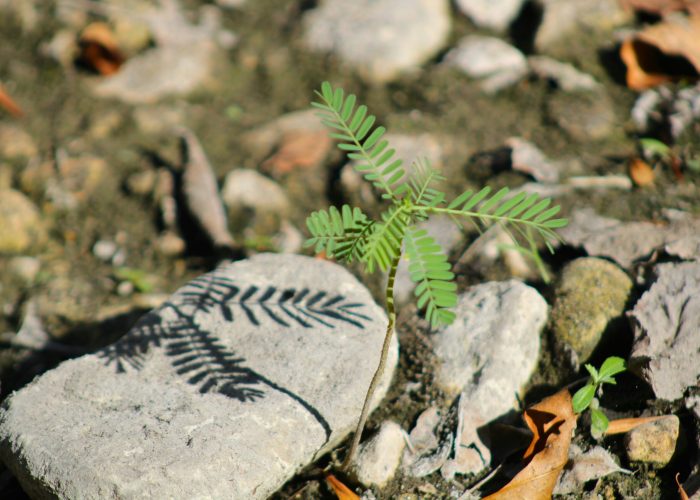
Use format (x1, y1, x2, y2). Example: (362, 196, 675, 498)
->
(629, 157, 656, 186)
(483, 389, 575, 500)
(0, 84, 24, 117)
(262, 130, 332, 174)
(605, 415, 667, 435)
(325, 474, 360, 500)
(619, 0, 700, 16)
(677, 472, 690, 500)
(78, 22, 125, 76)
(554, 444, 631, 495)
(621, 16, 700, 90)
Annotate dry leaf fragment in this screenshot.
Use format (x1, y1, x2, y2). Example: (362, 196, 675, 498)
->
(78, 22, 125, 76)
(605, 415, 667, 435)
(621, 16, 700, 90)
(629, 157, 656, 186)
(325, 474, 360, 500)
(483, 389, 575, 500)
(0, 84, 24, 117)
(677, 472, 690, 500)
(261, 130, 332, 174)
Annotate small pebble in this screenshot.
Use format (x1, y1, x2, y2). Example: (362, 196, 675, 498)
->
(352, 421, 407, 488)
(625, 415, 680, 466)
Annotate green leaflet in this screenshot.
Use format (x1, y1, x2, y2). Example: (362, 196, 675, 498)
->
(305, 81, 569, 328)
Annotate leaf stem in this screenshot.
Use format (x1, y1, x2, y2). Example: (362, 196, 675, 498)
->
(342, 253, 400, 470)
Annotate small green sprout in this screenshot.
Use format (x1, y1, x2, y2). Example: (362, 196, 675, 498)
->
(572, 356, 626, 438)
(304, 82, 567, 468)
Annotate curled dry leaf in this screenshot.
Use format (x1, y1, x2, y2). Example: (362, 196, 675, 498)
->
(325, 474, 360, 500)
(483, 389, 575, 500)
(78, 22, 125, 76)
(604, 415, 667, 435)
(629, 157, 655, 186)
(0, 84, 23, 117)
(677, 472, 690, 500)
(621, 16, 700, 90)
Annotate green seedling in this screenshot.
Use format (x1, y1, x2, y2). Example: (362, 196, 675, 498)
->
(114, 267, 154, 293)
(572, 356, 626, 438)
(304, 82, 568, 468)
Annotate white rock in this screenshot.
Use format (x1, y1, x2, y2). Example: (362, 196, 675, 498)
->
(445, 36, 527, 93)
(0, 254, 398, 499)
(352, 421, 407, 488)
(528, 56, 601, 92)
(222, 168, 290, 215)
(455, 0, 526, 32)
(303, 0, 451, 83)
(433, 281, 547, 477)
(629, 261, 700, 401)
(506, 137, 560, 183)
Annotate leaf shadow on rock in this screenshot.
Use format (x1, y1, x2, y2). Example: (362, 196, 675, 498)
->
(99, 272, 372, 441)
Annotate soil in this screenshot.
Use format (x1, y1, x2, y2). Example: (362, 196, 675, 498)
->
(0, 1, 698, 499)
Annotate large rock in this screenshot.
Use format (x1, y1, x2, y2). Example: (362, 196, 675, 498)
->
(303, 0, 451, 83)
(455, 0, 526, 32)
(0, 254, 398, 499)
(629, 261, 700, 401)
(433, 281, 547, 477)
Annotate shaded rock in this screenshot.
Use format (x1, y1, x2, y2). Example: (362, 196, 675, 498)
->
(557, 208, 700, 269)
(554, 444, 631, 495)
(433, 281, 547, 477)
(632, 82, 700, 139)
(665, 235, 700, 260)
(221, 168, 291, 236)
(402, 407, 452, 478)
(547, 89, 617, 141)
(394, 215, 462, 305)
(535, 0, 630, 52)
(528, 56, 601, 92)
(155, 230, 186, 257)
(444, 35, 527, 93)
(242, 110, 327, 161)
(0, 124, 37, 160)
(0, 254, 397, 499)
(351, 421, 407, 488)
(261, 129, 332, 175)
(303, 0, 451, 83)
(629, 261, 700, 401)
(550, 258, 632, 366)
(625, 415, 680, 465)
(457, 223, 536, 280)
(0, 189, 46, 254)
(455, 0, 526, 32)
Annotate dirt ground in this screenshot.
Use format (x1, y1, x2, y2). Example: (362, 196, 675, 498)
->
(0, 1, 699, 498)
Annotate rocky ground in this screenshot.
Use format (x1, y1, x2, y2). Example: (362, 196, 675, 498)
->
(0, 0, 699, 498)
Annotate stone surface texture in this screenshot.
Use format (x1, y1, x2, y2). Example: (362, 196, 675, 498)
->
(303, 0, 451, 83)
(455, 0, 526, 32)
(352, 421, 407, 488)
(0, 189, 46, 254)
(550, 258, 632, 365)
(433, 281, 547, 477)
(0, 254, 397, 499)
(445, 35, 527, 93)
(629, 261, 700, 400)
(624, 415, 680, 466)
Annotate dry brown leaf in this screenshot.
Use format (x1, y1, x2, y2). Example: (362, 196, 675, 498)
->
(605, 415, 667, 435)
(0, 84, 24, 117)
(78, 22, 125, 76)
(483, 389, 575, 500)
(325, 474, 360, 500)
(629, 157, 656, 186)
(619, 0, 700, 16)
(262, 130, 332, 174)
(621, 16, 700, 90)
(677, 473, 690, 500)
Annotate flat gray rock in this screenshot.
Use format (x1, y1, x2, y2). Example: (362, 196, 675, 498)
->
(0, 254, 397, 499)
(629, 261, 700, 401)
(433, 281, 547, 477)
(303, 0, 451, 83)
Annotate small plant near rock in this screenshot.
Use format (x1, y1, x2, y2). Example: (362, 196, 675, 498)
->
(304, 81, 568, 468)
(572, 356, 626, 438)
